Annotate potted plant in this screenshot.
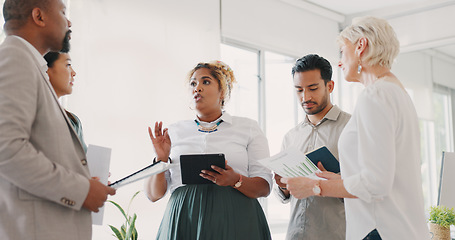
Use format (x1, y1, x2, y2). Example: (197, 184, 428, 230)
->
(428, 205, 455, 240)
(108, 190, 141, 240)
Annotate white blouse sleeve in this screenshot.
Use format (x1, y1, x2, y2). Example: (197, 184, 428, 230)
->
(246, 120, 273, 193)
(343, 87, 397, 203)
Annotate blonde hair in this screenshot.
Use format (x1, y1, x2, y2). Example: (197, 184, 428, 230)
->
(338, 16, 400, 69)
(187, 60, 236, 107)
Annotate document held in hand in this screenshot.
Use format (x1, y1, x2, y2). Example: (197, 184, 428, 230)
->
(86, 144, 111, 225)
(108, 161, 172, 189)
(259, 146, 339, 179)
(259, 147, 323, 179)
(306, 146, 340, 173)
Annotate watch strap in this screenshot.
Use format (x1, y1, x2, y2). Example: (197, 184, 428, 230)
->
(234, 174, 243, 188)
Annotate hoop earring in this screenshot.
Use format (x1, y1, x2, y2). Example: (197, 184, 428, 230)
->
(189, 98, 195, 111)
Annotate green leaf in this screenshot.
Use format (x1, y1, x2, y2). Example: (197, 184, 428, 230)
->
(125, 191, 141, 219)
(121, 224, 127, 237)
(125, 213, 137, 239)
(132, 228, 138, 240)
(108, 190, 141, 240)
(109, 225, 124, 240)
(428, 205, 455, 228)
(108, 200, 128, 220)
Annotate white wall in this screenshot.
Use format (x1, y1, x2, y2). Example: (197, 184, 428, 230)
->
(433, 57, 455, 90)
(389, 5, 455, 52)
(393, 51, 434, 120)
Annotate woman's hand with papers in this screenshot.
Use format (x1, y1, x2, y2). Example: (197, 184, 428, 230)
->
(316, 161, 341, 180)
(281, 177, 319, 199)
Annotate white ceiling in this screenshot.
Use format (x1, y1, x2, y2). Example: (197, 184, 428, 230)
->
(286, 0, 455, 61)
(437, 45, 455, 58)
(306, 0, 428, 15)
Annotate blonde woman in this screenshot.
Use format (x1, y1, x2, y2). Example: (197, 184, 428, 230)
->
(282, 17, 429, 240)
(145, 61, 272, 240)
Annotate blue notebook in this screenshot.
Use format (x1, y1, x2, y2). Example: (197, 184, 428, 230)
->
(306, 146, 340, 173)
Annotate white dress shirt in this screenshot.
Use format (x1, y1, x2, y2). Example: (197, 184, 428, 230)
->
(339, 79, 429, 239)
(164, 112, 273, 195)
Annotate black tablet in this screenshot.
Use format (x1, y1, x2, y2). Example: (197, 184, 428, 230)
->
(180, 153, 225, 184)
(306, 146, 340, 173)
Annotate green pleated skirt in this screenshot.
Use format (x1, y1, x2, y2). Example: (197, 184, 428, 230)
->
(156, 184, 271, 240)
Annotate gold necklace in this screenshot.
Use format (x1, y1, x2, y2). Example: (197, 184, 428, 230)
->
(194, 119, 223, 133)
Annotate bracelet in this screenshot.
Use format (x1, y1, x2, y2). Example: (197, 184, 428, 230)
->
(312, 180, 322, 196)
(153, 157, 172, 163)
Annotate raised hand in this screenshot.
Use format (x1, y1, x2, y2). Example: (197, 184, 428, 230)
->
(148, 121, 171, 162)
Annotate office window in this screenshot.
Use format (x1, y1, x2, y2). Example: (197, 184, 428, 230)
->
(433, 85, 453, 180)
(264, 51, 296, 239)
(412, 84, 454, 210)
(220, 44, 259, 121)
(264, 51, 298, 155)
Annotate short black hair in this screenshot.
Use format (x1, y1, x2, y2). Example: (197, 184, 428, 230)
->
(44, 51, 61, 68)
(291, 54, 332, 85)
(3, 0, 50, 23)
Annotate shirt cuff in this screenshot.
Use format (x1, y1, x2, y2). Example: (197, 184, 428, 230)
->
(343, 174, 374, 203)
(274, 185, 290, 203)
(250, 172, 273, 194)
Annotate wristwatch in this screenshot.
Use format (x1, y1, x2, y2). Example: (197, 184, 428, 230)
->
(312, 181, 321, 196)
(233, 174, 243, 188)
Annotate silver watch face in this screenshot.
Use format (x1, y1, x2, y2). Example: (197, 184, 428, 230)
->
(235, 181, 242, 188)
(313, 185, 321, 195)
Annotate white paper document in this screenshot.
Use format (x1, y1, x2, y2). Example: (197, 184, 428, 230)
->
(259, 147, 323, 179)
(108, 161, 174, 189)
(86, 144, 112, 225)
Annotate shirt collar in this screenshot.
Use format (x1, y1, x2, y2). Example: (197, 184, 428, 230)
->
(10, 35, 48, 71)
(194, 111, 233, 125)
(303, 105, 342, 126)
(219, 112, 232, 124)
(324, 105, 342, 121)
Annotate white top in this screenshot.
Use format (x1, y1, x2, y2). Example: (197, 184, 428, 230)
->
(339, 79, 429, 239)
(164, 112, 273, 194)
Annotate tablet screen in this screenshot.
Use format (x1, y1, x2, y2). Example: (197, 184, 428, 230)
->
(180, 153, 225, 184)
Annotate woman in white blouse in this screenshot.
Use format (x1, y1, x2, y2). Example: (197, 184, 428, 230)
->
(145, 61, 272, 240)
(281, 16, 429, 240)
